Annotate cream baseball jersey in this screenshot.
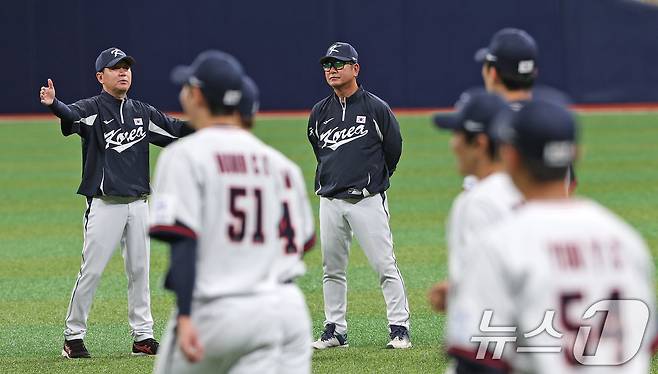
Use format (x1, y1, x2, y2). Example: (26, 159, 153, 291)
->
(446, 172, 522, 287)
(449, 199, 656, 373)
(267, 148, 316, 283)
(150, 126, 303, 297)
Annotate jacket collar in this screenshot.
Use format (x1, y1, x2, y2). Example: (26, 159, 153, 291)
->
(333, 85, 364, 105)
(100, 90, 127, 105)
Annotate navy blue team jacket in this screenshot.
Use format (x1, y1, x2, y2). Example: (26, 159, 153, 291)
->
(307, 86, 402, 199)
(50, 90, 192, 197)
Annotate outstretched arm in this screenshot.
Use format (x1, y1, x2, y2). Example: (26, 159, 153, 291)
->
(39, 79, 88, 136)
(147, 104, 194, 147)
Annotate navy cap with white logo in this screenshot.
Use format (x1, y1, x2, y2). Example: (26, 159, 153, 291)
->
(238, 76, 259, 120)
(474, 28, 538, 77)
(433, 88, 508, 136)
(493, 99, 578, 168)
(95, 47, 136, 72)
(171, 50, 244, 108)
(320, 42, 359, 64)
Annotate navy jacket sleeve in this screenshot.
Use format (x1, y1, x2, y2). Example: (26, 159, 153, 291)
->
(146, 104, 194, 147)
(376, 104, 403, 176)
(307, 104, 321, 162)
(49, 98, 96, 137)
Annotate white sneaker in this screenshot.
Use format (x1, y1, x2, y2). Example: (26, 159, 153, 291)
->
(311, 323, 349, 350)
(386, 325, 412, 349)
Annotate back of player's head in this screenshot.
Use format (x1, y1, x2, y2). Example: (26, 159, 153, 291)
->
(433, 88, 508, 159)
(475, 28, 538, 90)
(238, 76, 260, 128)
(171, 50, 244, 115)
(494, 99, 578, 182)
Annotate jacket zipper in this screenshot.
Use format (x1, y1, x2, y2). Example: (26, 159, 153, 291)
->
(340, 97, 346, 122)
(119, 99, 125, 124)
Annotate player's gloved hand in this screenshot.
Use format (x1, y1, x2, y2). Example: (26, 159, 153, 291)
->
(39, 79, 56, 106)
(427, 280, 449, 312)
(177, 315, 204, 362)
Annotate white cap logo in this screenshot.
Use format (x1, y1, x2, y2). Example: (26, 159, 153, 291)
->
(518, 60, 535, 74)
(223, 90, 242, 106)
(464, 120, 484, 132)
(328, 44, 341, 54)
(111, 48, 126, 58)
(543, 141, 575, 166)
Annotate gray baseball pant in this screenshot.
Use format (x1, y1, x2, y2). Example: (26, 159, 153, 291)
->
(64, 196, 154, 341)
(320, 193, 410, 335)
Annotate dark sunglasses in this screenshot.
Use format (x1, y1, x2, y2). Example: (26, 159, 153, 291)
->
(322, 60, 354, 71)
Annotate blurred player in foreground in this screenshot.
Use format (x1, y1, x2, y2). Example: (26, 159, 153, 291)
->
(149, 50, 313, 373)
(475, 27, 576, 194)
(427, 90, 522, 325)
(446, 99, 656, 373)
(239, 76, 317, 373)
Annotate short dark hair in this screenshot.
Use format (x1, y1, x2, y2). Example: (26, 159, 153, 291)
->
(519, 155, 569, 182)
(486, 62, 535, 91)
(460, 130, 500, 160)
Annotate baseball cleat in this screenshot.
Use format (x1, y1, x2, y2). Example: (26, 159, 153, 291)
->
(132, 338, 159, 356)
(311, 323, 349, 350)
(386, 325, 412, 349)
(62, 339, 91, 358)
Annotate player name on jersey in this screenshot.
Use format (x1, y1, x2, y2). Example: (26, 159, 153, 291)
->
(216, 153, 270, 175)
(549, 239, 623, 271)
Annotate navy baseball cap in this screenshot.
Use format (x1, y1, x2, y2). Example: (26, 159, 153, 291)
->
(95, 47, 136, 72)
(433, 88, 508, 135)
(171, 50, 244, 108)
(320, 42, 359, 64)
(238, 76, 260, 120)
(474, 28, 538, 77)
(493, 100, 578, 167)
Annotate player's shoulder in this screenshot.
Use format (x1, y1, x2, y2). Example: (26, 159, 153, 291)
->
(311, 95, 334, 114)
(579, 199, 647, 242)
(462, 173, 520, 214)
(361, 89, 392, 111)
(162, 129, 204, 154)
(469, 173, 520, 201)
(263, 145, 303, 175)
(71, 95, 101, 111)
(447, 189, 472, 223)
(125, 98, 155, 113)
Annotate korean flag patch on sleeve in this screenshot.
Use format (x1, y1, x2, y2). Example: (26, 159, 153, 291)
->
(356, 115, 366, 124)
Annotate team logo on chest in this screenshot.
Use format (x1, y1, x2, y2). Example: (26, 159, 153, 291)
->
(319, 122, 368, 151)
(104, 118, 147, 153)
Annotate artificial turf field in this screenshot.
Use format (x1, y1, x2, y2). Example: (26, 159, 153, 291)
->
(1, 112, 657, 373)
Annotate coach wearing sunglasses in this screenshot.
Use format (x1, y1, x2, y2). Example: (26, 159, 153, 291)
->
(307, 42, 410, 350)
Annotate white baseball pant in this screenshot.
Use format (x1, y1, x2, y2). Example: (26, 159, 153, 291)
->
(320, 193, 410, 335)
(276, 283, 312, 374)
(153, 292, 281, 374)
(64, 196, 154, 341)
